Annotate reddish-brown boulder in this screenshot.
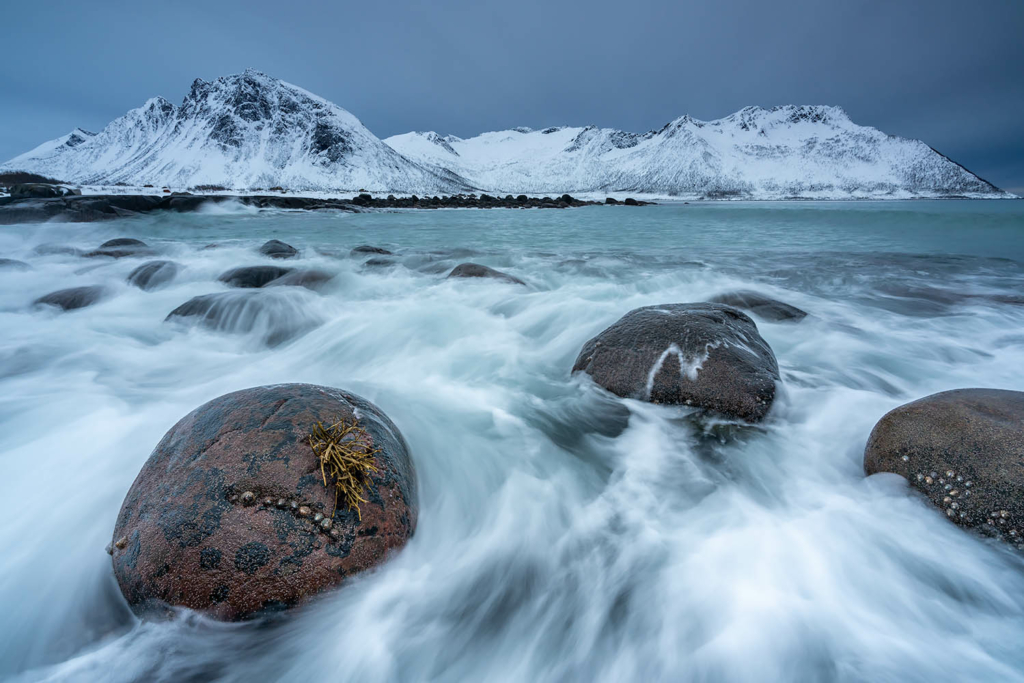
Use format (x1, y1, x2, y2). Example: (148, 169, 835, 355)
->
(110, 383, 418, 620)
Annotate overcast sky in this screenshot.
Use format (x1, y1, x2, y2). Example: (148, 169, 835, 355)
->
(3, 0, 1022, 192)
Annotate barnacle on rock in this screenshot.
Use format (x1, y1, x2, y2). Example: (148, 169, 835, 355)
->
(308, 418, 379, 521)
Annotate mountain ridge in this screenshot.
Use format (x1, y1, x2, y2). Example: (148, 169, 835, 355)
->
(2, 71, 1012, 199)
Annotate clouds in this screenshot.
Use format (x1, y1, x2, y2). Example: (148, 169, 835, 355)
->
(2, 0, 1022, 190)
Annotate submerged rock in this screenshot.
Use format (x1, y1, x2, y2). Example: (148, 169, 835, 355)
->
(84, 237, 154, 259)
(864, 389, 1024, 549)
(218, 265, 293, 288)
(165, 290, 322, 346)
(351, 245, 393, 256)
(127, 260, 180, 291)
(33, 285, 106, 311)
(709, 290, 808, 322)
(0, 258, 31, 270)
(33, 243, 82, 257)
(572, 303, 780, 422)
(264, 269, 335, 291)
(362, 257, 396, 269)
(259, 239, 298, 259)
(109, 383, 418, 621)
(447, 262, 526, 285)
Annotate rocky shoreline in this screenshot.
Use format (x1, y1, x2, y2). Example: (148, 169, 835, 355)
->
(0, 185, 652, 224)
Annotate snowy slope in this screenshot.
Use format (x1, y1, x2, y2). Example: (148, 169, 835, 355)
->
(386, 106, 1007, 198)
(2, 72, 1009, 198)
(1, 70, 470, 193)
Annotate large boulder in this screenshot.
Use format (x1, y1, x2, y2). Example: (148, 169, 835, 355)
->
(218, 265, 293, 288)
(127, 260, 180, 291)
(572, 303, 780, 422)
(447, 263, 525, 285)
(34, 285, 106, 311)
(864, 389, 1024, 549)
(109, 384, 418, 620)
(259, 239, 298, 259)
(708, 290, 807, 322)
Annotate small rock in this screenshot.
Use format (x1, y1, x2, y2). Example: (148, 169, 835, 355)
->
(218, 266, 293, 288)
(350, 245, 393, 256)
(447, 263, 526, 285)
(708, 290, 807, 322)
(127, 260, 180, 291)
(259, 239, 298, 259)
(264, 269, 335, 291)
(34, 285, 106, 311)
(0, 258, 31, 270)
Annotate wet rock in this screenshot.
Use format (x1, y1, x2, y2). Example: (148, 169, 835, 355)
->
(0, 258, 31, 270)
(264, 269, 335, 291)
(362, 257, 396, 269)
(572, 303, 780, 422)
(447, 263, 526, 285)
(165, 290, 322, 346)
(351, 245, 393, 256)
(84, 238, 155, 259)
(259, 239, 298, 259)
(624, 197, 639, 206)
(110, 383, 418, 621)
(34, 285, 106, 311)
(33, 243, 82, 257)
(127, 260, 180, 291)
(709, 290, 807, 322)
(864, 389, 1024, 548)
(218, 265, 293, 288)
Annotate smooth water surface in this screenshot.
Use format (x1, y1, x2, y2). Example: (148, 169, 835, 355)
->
(2, 200, 1024, 682)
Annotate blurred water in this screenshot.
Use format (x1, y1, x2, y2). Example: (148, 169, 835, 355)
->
(1, 200, 1024, 682)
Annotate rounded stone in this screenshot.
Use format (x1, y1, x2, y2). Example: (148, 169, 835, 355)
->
(258, 239, 298, 259)
(34, 285, 106, 311)
(864, 388, 1024, 545)
(707, 290, 808, 322)
(446, 262, 525, 285)
(110, 383, 418, 620)
(571, 303, 780, 422)
(127, 260, 180, 291)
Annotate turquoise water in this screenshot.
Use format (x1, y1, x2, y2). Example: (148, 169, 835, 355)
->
(1, 200, 1024, 682)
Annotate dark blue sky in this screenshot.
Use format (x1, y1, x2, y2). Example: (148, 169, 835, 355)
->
(3, 0, 1023, 192)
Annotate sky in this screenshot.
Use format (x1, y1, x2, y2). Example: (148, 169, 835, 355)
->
(2, 0, 1023, 192)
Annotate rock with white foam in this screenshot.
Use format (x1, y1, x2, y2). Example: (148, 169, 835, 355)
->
(572, 303, 780, 422)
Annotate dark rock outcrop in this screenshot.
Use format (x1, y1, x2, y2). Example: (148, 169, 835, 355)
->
(709, 290, 808, 322)
(34, 285, 106, 311)
(259, 239, 298, 260)
(864, 389, 1024, 550)
(109, 383, 418, 620)
(127, 260, 180, 291)
(218, 265, 293, 288)
(9, 183, 80, 199)
(447, 263, 526, 285)
(572, 303, 780, 422)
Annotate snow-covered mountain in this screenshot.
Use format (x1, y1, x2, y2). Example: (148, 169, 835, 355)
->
(1, 70, 470, 194)
(386, 107, 1008, 198)
(2, 71, 1010, 198)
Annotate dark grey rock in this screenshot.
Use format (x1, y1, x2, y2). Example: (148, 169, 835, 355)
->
(127, 260, 180, 291)
(572, 303, 780, 422)
(218, 265, 293, 288)
(165, 291, 322, 346)
(264, 269, 335, 291)
(84, 238, 155, 259)
(259, 239, 298, 259)
(351, 245, 393, 256)
(447, 263, 526, 285)
(709, 290, 808, 322)
(864, 389, 1024, 549)
(34, 285, 106, 311)
(0, 258, 31, 270)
